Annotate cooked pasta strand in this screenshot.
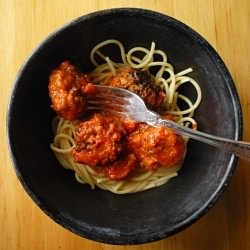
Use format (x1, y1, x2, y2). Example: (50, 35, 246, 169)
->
(50, 39, 202, 194)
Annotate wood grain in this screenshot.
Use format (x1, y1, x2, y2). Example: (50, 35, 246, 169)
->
(1, 1, 250, 249)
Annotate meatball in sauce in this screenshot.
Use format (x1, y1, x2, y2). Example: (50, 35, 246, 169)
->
(128, 124, 186, 171)
(72, 113, 128, 167)
(72, 113, 138, 180)
(106, 67, 165, 110)
(49, 61, 186, 181)
(48, 61, 96, 120)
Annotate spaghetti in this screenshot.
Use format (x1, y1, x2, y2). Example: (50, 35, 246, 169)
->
(50, 39, 202, 194)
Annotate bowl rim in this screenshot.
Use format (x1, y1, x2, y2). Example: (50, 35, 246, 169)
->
(6, 7, 243, 245)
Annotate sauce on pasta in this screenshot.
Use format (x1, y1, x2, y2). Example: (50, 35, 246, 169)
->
(49, 39, 202, 194)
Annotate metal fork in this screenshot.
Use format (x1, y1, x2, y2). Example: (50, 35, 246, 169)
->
(88, 85, 250, 161)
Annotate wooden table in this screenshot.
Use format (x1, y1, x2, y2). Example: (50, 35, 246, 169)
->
(1, 1, 250, 249)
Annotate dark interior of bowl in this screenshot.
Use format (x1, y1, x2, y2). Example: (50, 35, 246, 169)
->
(7, 8, 242, 245)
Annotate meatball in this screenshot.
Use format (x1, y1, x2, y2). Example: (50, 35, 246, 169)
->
(106, 67, 165, 110)
(72, 113, 128, 167)
(128, 124, 186, 170)
(102, 153, 137, 180)
(48, 61, 96, 120)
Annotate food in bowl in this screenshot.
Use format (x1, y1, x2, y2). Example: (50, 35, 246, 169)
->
(7, 8, 242, 244)
(49, 39, 202, 194)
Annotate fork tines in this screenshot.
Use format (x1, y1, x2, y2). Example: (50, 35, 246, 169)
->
(87, 85, 129, 116)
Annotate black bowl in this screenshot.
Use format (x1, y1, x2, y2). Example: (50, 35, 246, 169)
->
(7, 8, 242, 245)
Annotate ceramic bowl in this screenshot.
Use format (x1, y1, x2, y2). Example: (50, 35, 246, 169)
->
(7, 8, 242, 245)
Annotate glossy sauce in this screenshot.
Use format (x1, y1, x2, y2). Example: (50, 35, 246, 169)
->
(49, 61, 186, 181)
(72, 113, 129, 167)
(72, 113, 186, 180)
(48, 61, 96, 120)
(128, 124, 186, 171)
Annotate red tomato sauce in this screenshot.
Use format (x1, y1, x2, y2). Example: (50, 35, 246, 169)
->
(72, 113, 186, 180)
(49, 61, 186, 181)
(72, 113, 128, 167)
(128, 124, 186, 171)
(48, 61, 96, 120)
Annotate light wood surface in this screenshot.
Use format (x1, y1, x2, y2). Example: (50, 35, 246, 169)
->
(1, 1, 250, 249)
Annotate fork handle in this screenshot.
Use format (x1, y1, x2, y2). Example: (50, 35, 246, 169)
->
(154, 115, 250, 161)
